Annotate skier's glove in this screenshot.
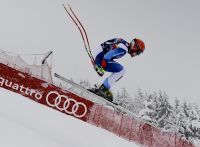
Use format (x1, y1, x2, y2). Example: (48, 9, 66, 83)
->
(94, 64, 104, 77)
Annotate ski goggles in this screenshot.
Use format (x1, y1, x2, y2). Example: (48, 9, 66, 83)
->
(129, 39, 143, 57)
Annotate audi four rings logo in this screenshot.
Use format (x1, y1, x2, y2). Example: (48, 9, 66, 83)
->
(46, 91, 87, 118)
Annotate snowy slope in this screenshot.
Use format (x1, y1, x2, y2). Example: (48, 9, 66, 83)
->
(0, 88, 139, 147)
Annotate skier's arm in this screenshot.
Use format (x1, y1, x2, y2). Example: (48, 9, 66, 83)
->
(101, 38, 128, 50)
(101, 38, 118, 47)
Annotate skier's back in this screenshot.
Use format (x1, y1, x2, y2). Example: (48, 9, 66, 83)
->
(92, 38, 145, 102)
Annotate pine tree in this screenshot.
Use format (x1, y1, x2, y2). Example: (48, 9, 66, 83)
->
(155, 91, 173, 128)
(179, 102, 200, 140)
(164, 98, 181, 132)
(139, 93, 157, 124)
(139, 91, 174, 128)
(131, 89, 146, 115)
(115, 87, 133, 109)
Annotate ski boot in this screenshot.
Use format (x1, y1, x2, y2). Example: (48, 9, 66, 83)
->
(97, 84, 113, 102)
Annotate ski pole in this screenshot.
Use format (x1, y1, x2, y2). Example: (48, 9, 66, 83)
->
(67, 4, 92, 56)
(62, 4, 95, 64)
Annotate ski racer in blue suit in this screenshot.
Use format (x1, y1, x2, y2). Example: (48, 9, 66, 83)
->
(92, 38, 145, 101)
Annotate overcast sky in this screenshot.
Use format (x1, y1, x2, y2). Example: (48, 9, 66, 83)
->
(0, 0, 200, 104)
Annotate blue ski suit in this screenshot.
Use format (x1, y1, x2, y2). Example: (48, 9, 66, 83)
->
(93, 38, 130, 89)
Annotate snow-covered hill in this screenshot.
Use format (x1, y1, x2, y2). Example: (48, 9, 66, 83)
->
(0, 88, 139, 147)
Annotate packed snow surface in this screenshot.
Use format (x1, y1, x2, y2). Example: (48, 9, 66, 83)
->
(0, 88, 139, 147)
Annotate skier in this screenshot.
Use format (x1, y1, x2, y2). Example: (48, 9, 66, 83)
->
(92, 38, 145, 102)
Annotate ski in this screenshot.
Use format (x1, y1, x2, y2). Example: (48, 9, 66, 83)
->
(54, 73, 119, 106)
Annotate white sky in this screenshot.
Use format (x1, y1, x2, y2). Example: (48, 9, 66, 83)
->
(0, 0, 200, 104)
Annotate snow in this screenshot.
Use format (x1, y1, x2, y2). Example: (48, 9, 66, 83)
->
(193, 139, 200, 147)
(0, 88, 139, 147)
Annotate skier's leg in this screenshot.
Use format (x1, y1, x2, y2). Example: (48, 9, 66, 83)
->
(103, 67, 125, 89)
(98, 61, 125, 101)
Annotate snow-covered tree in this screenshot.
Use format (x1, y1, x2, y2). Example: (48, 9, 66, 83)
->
(115, 87, 133, 109)
(139, 93, 155, 123)
(139, 91, 174, 129)
(131, 89, 146, 115)
(178, 102, 200, 140)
